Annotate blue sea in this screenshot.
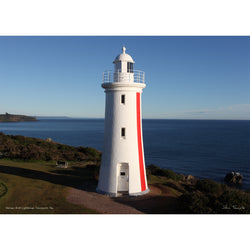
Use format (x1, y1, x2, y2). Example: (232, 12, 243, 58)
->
(0, 118, 250, 190)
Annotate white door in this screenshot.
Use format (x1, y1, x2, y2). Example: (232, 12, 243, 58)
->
(117, 163, 129, 192)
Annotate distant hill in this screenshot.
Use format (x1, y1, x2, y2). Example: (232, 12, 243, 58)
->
(35, 116, 70, 119)
(0, 113, 37, 122)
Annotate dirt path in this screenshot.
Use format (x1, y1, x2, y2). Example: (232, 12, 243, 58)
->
(66, 188, 143, 214)
(66, 185, 163, 214)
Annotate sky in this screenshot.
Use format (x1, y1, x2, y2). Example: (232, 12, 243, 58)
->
(0, 36, 249, 119)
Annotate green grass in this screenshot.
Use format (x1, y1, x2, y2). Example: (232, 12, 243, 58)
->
(0, 159, 98, 214)
(147, 174, 169, 185)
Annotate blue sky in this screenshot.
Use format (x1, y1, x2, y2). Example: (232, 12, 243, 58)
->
(0, 36, 249, 119)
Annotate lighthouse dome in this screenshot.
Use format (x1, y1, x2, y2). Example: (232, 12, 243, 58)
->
(113, 46, 135, 63)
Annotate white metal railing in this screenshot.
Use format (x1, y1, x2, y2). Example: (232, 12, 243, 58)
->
(103, 70, 145, 84)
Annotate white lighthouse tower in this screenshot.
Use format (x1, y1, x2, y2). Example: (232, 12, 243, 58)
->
(97, 47, 149, 196)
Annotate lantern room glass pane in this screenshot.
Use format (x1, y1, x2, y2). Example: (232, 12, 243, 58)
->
(127, 62, 133, 73)
(115, 61, 121, 71)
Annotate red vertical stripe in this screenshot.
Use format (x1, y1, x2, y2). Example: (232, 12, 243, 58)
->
(136, 92, 146, 191)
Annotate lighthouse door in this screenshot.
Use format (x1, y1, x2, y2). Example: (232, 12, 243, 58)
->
(117, 163, 129, 192)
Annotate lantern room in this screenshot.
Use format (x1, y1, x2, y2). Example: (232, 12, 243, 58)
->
(113, 46, 134, 73)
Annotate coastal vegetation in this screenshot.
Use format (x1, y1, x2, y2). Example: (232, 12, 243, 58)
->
(0, 113, 37, 122)
(0, 132, 249, 214)
(180, 178, 250, 214)
(0, 132, 101, 162)
(145, 164, 250, 214)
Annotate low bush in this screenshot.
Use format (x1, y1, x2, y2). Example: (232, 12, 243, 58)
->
(181, 191, 213, 213)
(180, 185, 250, 214)
(217, 190, 250, 213)
(0, 132, 101, 162)
(196, 179, 222, 195)
(146, 164, 181, 181)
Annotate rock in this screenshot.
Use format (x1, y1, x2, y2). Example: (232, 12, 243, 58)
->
(185, 175, 198, 185)
(186, 175, 194, 181)
(224, 172, 243, 184)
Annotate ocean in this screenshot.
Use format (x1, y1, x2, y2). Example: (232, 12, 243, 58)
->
(0, 118, 249, 190)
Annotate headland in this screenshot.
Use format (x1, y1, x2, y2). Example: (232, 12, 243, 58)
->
(0, 113, 37, 122)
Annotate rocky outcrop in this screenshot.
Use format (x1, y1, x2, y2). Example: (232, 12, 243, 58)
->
(184, 175, 198, 185)
(224, 172, 243, 184)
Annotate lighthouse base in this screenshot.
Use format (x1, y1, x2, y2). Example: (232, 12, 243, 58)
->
(96, 188, 150, 197)
(128, 188, 150, 197)
(96, 188, 117, 197)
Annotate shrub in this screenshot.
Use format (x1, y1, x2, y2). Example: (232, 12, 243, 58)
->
(196, 179, 222, 195)
(0, 132, 101, 162)
(146, 164, 181, 181)
(217, 190, 250, 213)
(181, 191, 213, 213)
(78, 146, 99, 158)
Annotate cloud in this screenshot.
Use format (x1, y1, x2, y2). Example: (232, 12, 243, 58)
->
(227, 103, 250, 111)
(154, 103, 250, 119)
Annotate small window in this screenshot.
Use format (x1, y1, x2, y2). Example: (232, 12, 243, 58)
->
(120, 172, 126, 176)
(121, 128, 125, 138)
(127, 62, 133, 73)
(121, 94, 125, 104)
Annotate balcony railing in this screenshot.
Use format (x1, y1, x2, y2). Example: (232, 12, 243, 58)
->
(103, 70, 145, 84)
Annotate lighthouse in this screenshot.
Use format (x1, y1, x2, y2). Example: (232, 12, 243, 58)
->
(97, 47, 149, 196)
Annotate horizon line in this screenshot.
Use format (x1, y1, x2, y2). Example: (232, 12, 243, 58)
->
(35, 116, 250, 121)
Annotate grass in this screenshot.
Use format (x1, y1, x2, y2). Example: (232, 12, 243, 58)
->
(147, 174, 169, 185)
(0, 159, 98, 214)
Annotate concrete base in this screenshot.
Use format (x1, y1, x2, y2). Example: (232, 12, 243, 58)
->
(96, 188, 150, 197)
(129, 188, 150, 197)
(96, 188, 117, 197)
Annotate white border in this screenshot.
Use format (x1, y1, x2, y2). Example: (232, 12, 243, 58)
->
(1, 1, 249, 250)
(0, 0, 249, 35)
